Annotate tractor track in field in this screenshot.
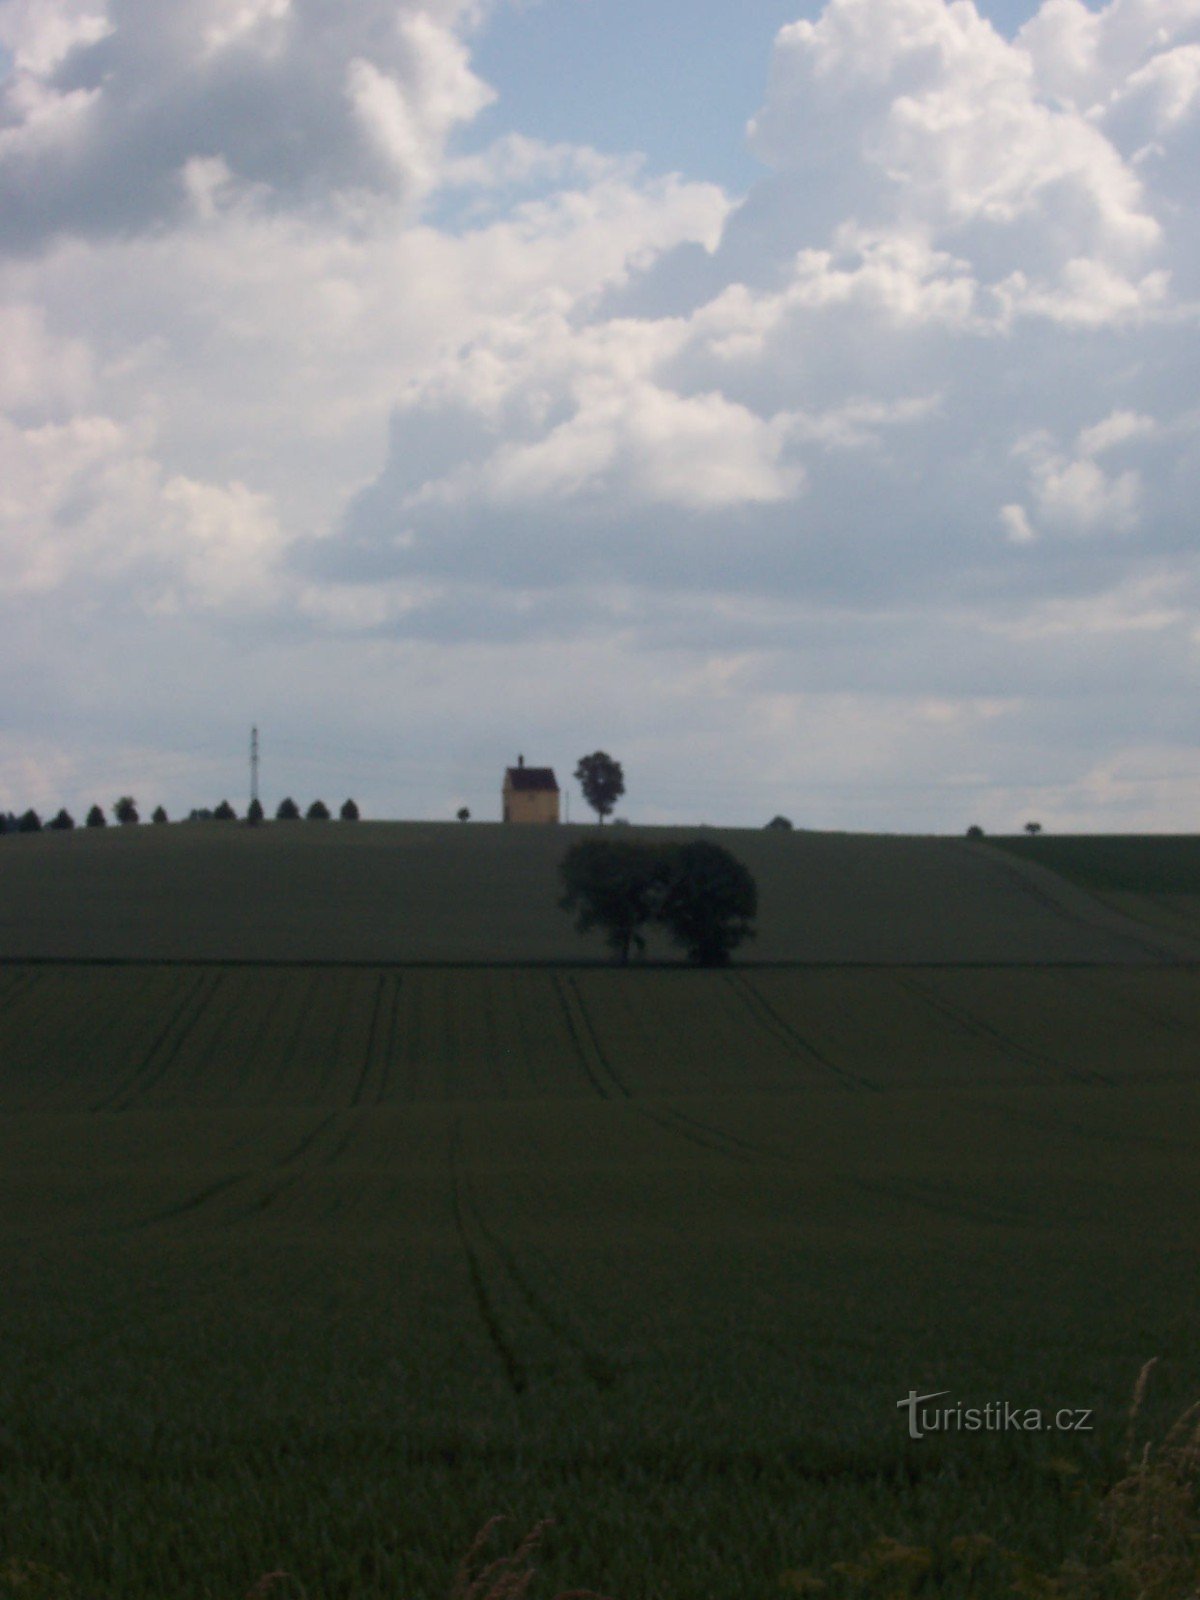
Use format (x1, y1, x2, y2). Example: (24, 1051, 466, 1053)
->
(552, 974, 630, 1099)
(350, 972, 388, 1107)
(453, 1123, 620, 1390)
(988, 1099, 1199, 1155)
(117, 1109, 343, 1232)
(1062, 967, 1198, 1039)
(849, 1173, 1040, 1229)
(375, 973, 404, 1104)
(91, 972, 224, 1111)
(725, 973, 878, 1090)
(635, 1102, 793, 1167)
(894, 974, 1113, 1085)
(449, 1117, 529, 1396)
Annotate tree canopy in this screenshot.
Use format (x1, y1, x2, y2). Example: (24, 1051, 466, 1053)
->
(574, 751, 625, 824)
(213, 799, 237, 821)
(113, 796, 138, 825)
(559, 838, 671, 964)
(558, 837, 757, 966)
(306, 799, 330, 821)
(340, 798, 359, 821)
(48, 808, 75, 831)
(246, 798, 264, 825)
(152, 805, 168, 824)
(86, 804, 106, 828)
(276, 797, 300, 820)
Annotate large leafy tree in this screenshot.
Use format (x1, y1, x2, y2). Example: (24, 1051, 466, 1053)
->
(86, 804, 106, 828)
(574, 751, 625, 824)
(113, 796, 138, 825)
(657, 840, 757, 966)
(559, 838, 670, 965)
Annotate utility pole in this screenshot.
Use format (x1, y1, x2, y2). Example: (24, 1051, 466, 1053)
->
(250, 726, 259, 810)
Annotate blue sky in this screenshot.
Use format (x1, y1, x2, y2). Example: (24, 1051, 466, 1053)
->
(0, 0, 1198, 830)
(468, 0, 1048, 191)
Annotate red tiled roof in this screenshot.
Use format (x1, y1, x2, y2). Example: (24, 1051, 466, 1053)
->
(505, 766, 559, 792)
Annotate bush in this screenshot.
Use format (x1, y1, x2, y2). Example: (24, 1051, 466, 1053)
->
(48, 808, 75, 831)
(86, 804, 106, 828)
(276, 797, 300, 820)
(306, 799, 330, 821)
(213, 799, 237, 821)
(766, 815, 793, 830)
(151, 805, 168, 824)
(340, 798, 360, 821)
(966, 823, 985, 839)
(17, 809, 41, 833)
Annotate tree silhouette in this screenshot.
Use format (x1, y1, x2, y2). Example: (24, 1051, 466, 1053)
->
(766, 815, 793, 830)
(456, 806, 470, 822)
(48, 808, 75, 830)
(306, 799, 330, 820)
(113, 796, 138, 825)
(246, 798, 264, 825)
(966, 824, 985, 839)
(656, 840, 757, 967)
(86, 804, 106, 828)
(276, 797, 300, 820)
(574, 751, 625, 824)
(559, 838, 670, 964)
(17, 808, 42, 833)
(213, 799, 237, 821)
(152, 805, 168, 824)
(340, 798, 359, 821)
(1024, 821, 1042, 836)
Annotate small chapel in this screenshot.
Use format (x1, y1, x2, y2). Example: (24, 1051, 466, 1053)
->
(502, 755, 560, 823)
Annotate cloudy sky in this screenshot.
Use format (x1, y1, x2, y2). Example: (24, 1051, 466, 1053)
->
(2, 0, 1198, 831)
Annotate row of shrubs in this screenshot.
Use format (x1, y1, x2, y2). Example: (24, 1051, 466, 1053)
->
(0, 796, 362, 833)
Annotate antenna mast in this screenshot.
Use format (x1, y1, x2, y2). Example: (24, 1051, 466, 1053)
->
(250, 726, 259, 809)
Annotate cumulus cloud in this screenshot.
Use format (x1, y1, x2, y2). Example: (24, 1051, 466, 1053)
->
(3, 0, 1200, 826)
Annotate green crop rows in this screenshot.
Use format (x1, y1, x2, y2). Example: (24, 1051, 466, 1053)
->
(2, 959, 1200, 1598)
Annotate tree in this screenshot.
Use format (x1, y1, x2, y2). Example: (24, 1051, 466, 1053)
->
(246, 798, 264, 825)
(657, 840, 757, 967)
(113, 796, 138, 825)
(188, 808, 213, 821)
(152, 805, 168, 825)
(340, 798, 360, 821)
(213, 799, 237, 821)
(559, 838, 670, 964)
(966, 824, 985, 840)
(1024, 821, 1042, 836)
(306, 799, 330, 820)
(766, 815, 793, 830)
(86, 804, 107, 828)
(48, 808, 75, 830)
(276, 796, 300, 820)
(456, 806, 470, 823)
(574, 751, 625, 824)
(17, 808, 42, 833)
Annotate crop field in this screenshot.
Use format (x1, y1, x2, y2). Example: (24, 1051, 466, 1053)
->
(2, 954, 1200, 1599)
(3, 820, 1198, 963)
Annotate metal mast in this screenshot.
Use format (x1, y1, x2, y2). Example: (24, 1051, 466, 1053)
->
(250, 726, 259, 809)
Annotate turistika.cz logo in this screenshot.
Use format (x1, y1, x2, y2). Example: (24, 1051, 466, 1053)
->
(898, 1389, 1094, 1440)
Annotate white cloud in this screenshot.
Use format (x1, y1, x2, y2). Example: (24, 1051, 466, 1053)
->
(3, 0, 1200, 827)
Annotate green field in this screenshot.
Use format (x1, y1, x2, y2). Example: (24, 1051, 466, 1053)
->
(1, 827, 1199, 1598)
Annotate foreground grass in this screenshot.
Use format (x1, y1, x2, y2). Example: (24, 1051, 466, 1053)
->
(1, 962, 1198, 1597)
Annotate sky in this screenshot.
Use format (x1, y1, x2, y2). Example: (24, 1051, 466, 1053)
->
(1, 0, 1198, 832)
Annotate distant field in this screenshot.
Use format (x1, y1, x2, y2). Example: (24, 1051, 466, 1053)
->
(1, 820, 1196, 963)
(991, 833, 1200, 949)
(2, 960, 1200, 1598)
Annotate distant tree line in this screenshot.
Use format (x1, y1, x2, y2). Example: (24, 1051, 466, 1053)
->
(559, 836, 757, 966)
(2, 796, 362, 832)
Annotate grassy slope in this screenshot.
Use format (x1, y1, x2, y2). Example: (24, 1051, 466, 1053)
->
(0, 820, 1195, 963)
(990, 833, 1200, 949)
